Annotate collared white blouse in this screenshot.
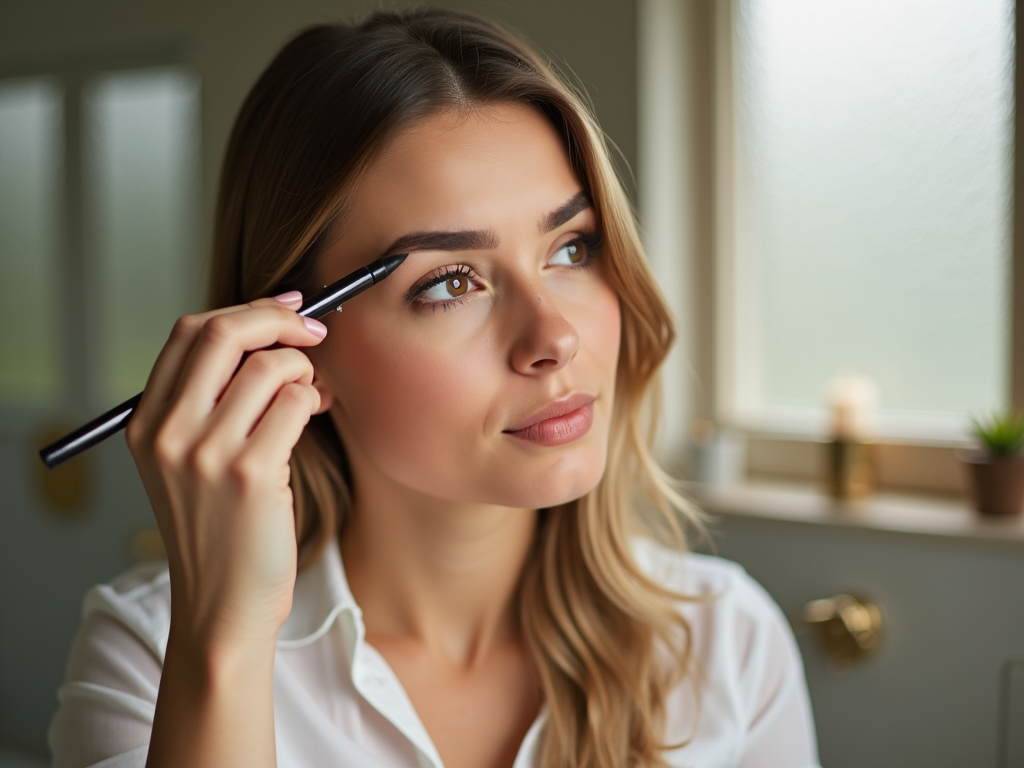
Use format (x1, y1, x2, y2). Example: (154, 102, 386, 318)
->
(49, 539, 821, 768)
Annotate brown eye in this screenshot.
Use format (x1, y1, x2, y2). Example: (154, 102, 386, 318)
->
(414, 266, 479, 305)
(552, 239, 590, 267)
(447, 276, 468, 296)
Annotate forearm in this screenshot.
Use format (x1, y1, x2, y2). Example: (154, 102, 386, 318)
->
(145, 628, 278, 768)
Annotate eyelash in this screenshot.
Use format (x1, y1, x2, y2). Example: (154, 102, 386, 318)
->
(406, 231, 605, 312)
(409, 264, 477, 313)
(562, 232, 604, 266)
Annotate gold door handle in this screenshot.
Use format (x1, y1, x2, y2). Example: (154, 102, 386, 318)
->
(800, 594, 883, 670)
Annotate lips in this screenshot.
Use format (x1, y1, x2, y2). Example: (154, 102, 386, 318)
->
(503, 393, 596, 446)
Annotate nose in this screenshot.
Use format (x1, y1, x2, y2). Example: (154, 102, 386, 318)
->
(508, 288, 580, 374)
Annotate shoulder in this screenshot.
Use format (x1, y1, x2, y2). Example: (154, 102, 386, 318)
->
(632, 537, 784, 626)
(633, 538, 819, 759)
(51, 563, 170, 766)
(80, 560, 172, 662)
(631, 538, 802, 705)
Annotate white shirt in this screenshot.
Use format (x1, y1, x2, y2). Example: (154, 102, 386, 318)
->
(49, 539, 821, 768)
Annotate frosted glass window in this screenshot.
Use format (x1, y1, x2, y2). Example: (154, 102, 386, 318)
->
(86, 68, 199, 405)
(0, 78, 62, 403)
(733, 0, 1013, 435)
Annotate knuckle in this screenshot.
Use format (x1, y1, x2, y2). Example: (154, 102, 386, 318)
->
(187, 442, 222, 479)
(271, 303, 294, 319)
(281, 347, 314, 375)
(245, 350, 281, 377)
(152, 428, 185, 467)
(276, 345, 303, 362)
(277, 383, 317, 419)
(228, 454, 263, 486)
(124, 418, 146, 453)
(170, 314, 202, 342)
(277, 382, 307, 407)
(275, 303, 304, 323)
(202, 313, 238, 346)
(247, 352, 284, 378)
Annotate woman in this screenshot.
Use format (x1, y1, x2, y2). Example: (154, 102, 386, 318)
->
(49, 8, 819, 768)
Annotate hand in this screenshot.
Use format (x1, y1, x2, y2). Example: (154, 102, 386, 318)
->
(126, 292, 327, 657)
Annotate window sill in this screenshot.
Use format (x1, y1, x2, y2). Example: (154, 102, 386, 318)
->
(687, 480, 1024, 552)
(742, 435, 969, 496)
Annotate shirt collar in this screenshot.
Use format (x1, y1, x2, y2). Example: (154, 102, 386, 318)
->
(276, 541, 450, 768)
(277, 535, 661, 649)
(278, 539, 360, 649)
(274, 534, 555, 768)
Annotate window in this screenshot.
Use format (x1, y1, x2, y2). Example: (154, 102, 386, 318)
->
(85, 67, 200, 404)
(727, 0, 1014, 441)
(0, 77, 63, 404)
(0, 58, 200, 427)
(637, 0, 1021, 493)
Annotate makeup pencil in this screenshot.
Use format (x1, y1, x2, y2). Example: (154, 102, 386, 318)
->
(39, 252, 408, 469)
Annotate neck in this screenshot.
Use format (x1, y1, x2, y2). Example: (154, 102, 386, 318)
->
(340, 476, 538, 669)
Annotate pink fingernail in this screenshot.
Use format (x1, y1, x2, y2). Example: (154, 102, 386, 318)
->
(273, 290, 303, 306)
(303, 317, 327, 338)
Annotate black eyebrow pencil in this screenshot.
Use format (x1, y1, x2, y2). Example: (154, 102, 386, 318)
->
(39, 252, 408, 469)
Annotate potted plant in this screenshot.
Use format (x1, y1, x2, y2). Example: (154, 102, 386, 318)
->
(960, 411, 1024, 516)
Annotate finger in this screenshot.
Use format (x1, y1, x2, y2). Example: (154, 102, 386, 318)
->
(199, 347, 315, 449)
(130, 306, 247, 448)
(136, 296, 301, 423)
(242, 382, 321, 469)
(169, 304, 326, 432)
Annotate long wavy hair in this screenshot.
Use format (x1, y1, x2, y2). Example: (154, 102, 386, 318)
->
(208, 8, 700, 767)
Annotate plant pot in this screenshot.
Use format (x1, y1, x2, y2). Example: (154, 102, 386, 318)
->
(958, 452, 1024, 516)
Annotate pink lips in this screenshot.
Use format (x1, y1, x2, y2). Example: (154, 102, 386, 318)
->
(503, 393, 595, 446)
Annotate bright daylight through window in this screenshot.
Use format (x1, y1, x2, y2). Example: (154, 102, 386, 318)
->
(727, 0, 1014, 440)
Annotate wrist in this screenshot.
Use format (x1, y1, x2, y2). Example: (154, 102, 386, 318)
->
(165, 619, 278, 694)
(148, 620, 279, 768)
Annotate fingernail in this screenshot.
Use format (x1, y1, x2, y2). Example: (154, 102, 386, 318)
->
(273, 290, 303, 306)
(303, 317, 328, 338)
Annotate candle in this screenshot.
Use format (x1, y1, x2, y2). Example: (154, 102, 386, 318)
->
(827, 374, 878, 440)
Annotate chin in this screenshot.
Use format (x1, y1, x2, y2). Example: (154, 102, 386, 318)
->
(498, 447, 608, 509)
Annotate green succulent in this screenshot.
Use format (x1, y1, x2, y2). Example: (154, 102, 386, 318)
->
(972, 411, 1024, 457)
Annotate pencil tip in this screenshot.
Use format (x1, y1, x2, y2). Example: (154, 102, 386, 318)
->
(381, 252, 408, 276)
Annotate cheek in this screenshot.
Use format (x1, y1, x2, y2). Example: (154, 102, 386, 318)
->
(575, 280, 622, 381)
(322, 308, 500, 494)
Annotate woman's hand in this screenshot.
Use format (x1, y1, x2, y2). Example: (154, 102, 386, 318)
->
(129, 292, 328, 768)
(126, 292, 327, 657)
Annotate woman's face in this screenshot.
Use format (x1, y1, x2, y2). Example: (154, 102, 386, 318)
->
(309, 103, 621, 510)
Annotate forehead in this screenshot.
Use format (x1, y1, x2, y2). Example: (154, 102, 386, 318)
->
(339, 103, 585, 246)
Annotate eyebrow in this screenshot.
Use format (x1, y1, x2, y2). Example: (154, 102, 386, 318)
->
(540, 191, 591, 234)
(379, 229, 499, 260)
(377, 192, 592, 260)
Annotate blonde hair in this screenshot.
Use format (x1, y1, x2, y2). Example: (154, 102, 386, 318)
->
(209, 9, 701, 766)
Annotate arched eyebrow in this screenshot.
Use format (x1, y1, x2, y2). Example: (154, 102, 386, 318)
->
(380, 229, 499, 259)
(539, 191, 591, 234)
(378, 192, 593, 260)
